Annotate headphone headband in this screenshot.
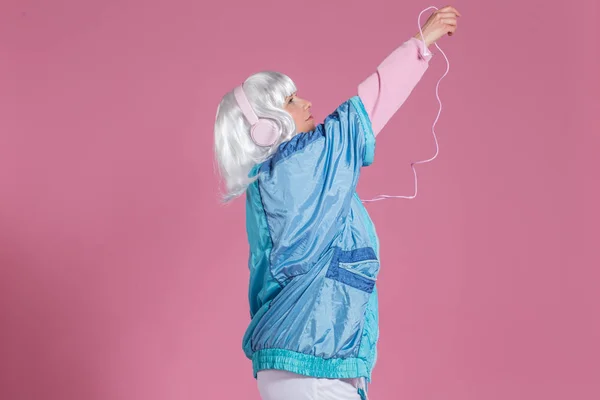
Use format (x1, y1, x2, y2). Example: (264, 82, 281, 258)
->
(233, 85, 258, 125)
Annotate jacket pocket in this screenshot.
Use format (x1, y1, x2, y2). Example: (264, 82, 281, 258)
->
(325, 247, 379, 293)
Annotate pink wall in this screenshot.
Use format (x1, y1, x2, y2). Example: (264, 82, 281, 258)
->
(1, 0, 598, 399)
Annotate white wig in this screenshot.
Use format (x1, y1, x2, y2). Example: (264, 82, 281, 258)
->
(214, 71, 297, 202)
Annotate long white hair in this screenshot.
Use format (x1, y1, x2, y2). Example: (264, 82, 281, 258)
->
(214, 71, 297, 202)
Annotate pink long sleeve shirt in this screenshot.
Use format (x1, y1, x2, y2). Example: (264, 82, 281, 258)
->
(357, 37, 433, 137)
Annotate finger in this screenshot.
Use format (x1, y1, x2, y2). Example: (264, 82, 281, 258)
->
(436, 12, 459, 20)
(439, 6, 461, 17)
(444, 5, 461, 16)
(446, 25, 458, 34)
(440, 18, 458, 26)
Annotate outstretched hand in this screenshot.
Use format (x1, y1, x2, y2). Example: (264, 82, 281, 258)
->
(414, 5, 461, 47)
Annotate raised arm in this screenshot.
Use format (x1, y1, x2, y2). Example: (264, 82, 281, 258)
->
(357, 37, 433, 137)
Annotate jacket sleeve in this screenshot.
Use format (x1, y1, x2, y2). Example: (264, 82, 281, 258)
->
(357, 37, 433, 137)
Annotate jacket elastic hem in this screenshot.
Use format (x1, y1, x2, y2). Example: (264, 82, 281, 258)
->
(252, 348, 372, 382)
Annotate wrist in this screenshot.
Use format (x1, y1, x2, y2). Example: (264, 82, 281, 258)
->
(413, 33, 431, 47)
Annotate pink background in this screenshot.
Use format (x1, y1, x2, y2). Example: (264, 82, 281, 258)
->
(1, 0, 599, 399)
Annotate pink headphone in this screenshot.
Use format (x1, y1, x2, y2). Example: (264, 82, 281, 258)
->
(233, 84, 281, 147)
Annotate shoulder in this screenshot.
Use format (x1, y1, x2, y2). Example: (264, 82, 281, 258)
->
(322, 96, 373, 142)
(318, 96, 370, 125)
(255, 96, 373, 176)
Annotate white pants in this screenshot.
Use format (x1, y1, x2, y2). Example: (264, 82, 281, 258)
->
(257, 370, 366, 400)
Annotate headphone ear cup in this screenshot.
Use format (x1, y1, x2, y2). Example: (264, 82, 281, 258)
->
(250, 119, 281, 147)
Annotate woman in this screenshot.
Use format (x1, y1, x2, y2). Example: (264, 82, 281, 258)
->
(214, 6, 461, 399)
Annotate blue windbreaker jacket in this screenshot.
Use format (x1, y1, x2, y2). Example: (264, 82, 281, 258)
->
(243, 96, 381, 387)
